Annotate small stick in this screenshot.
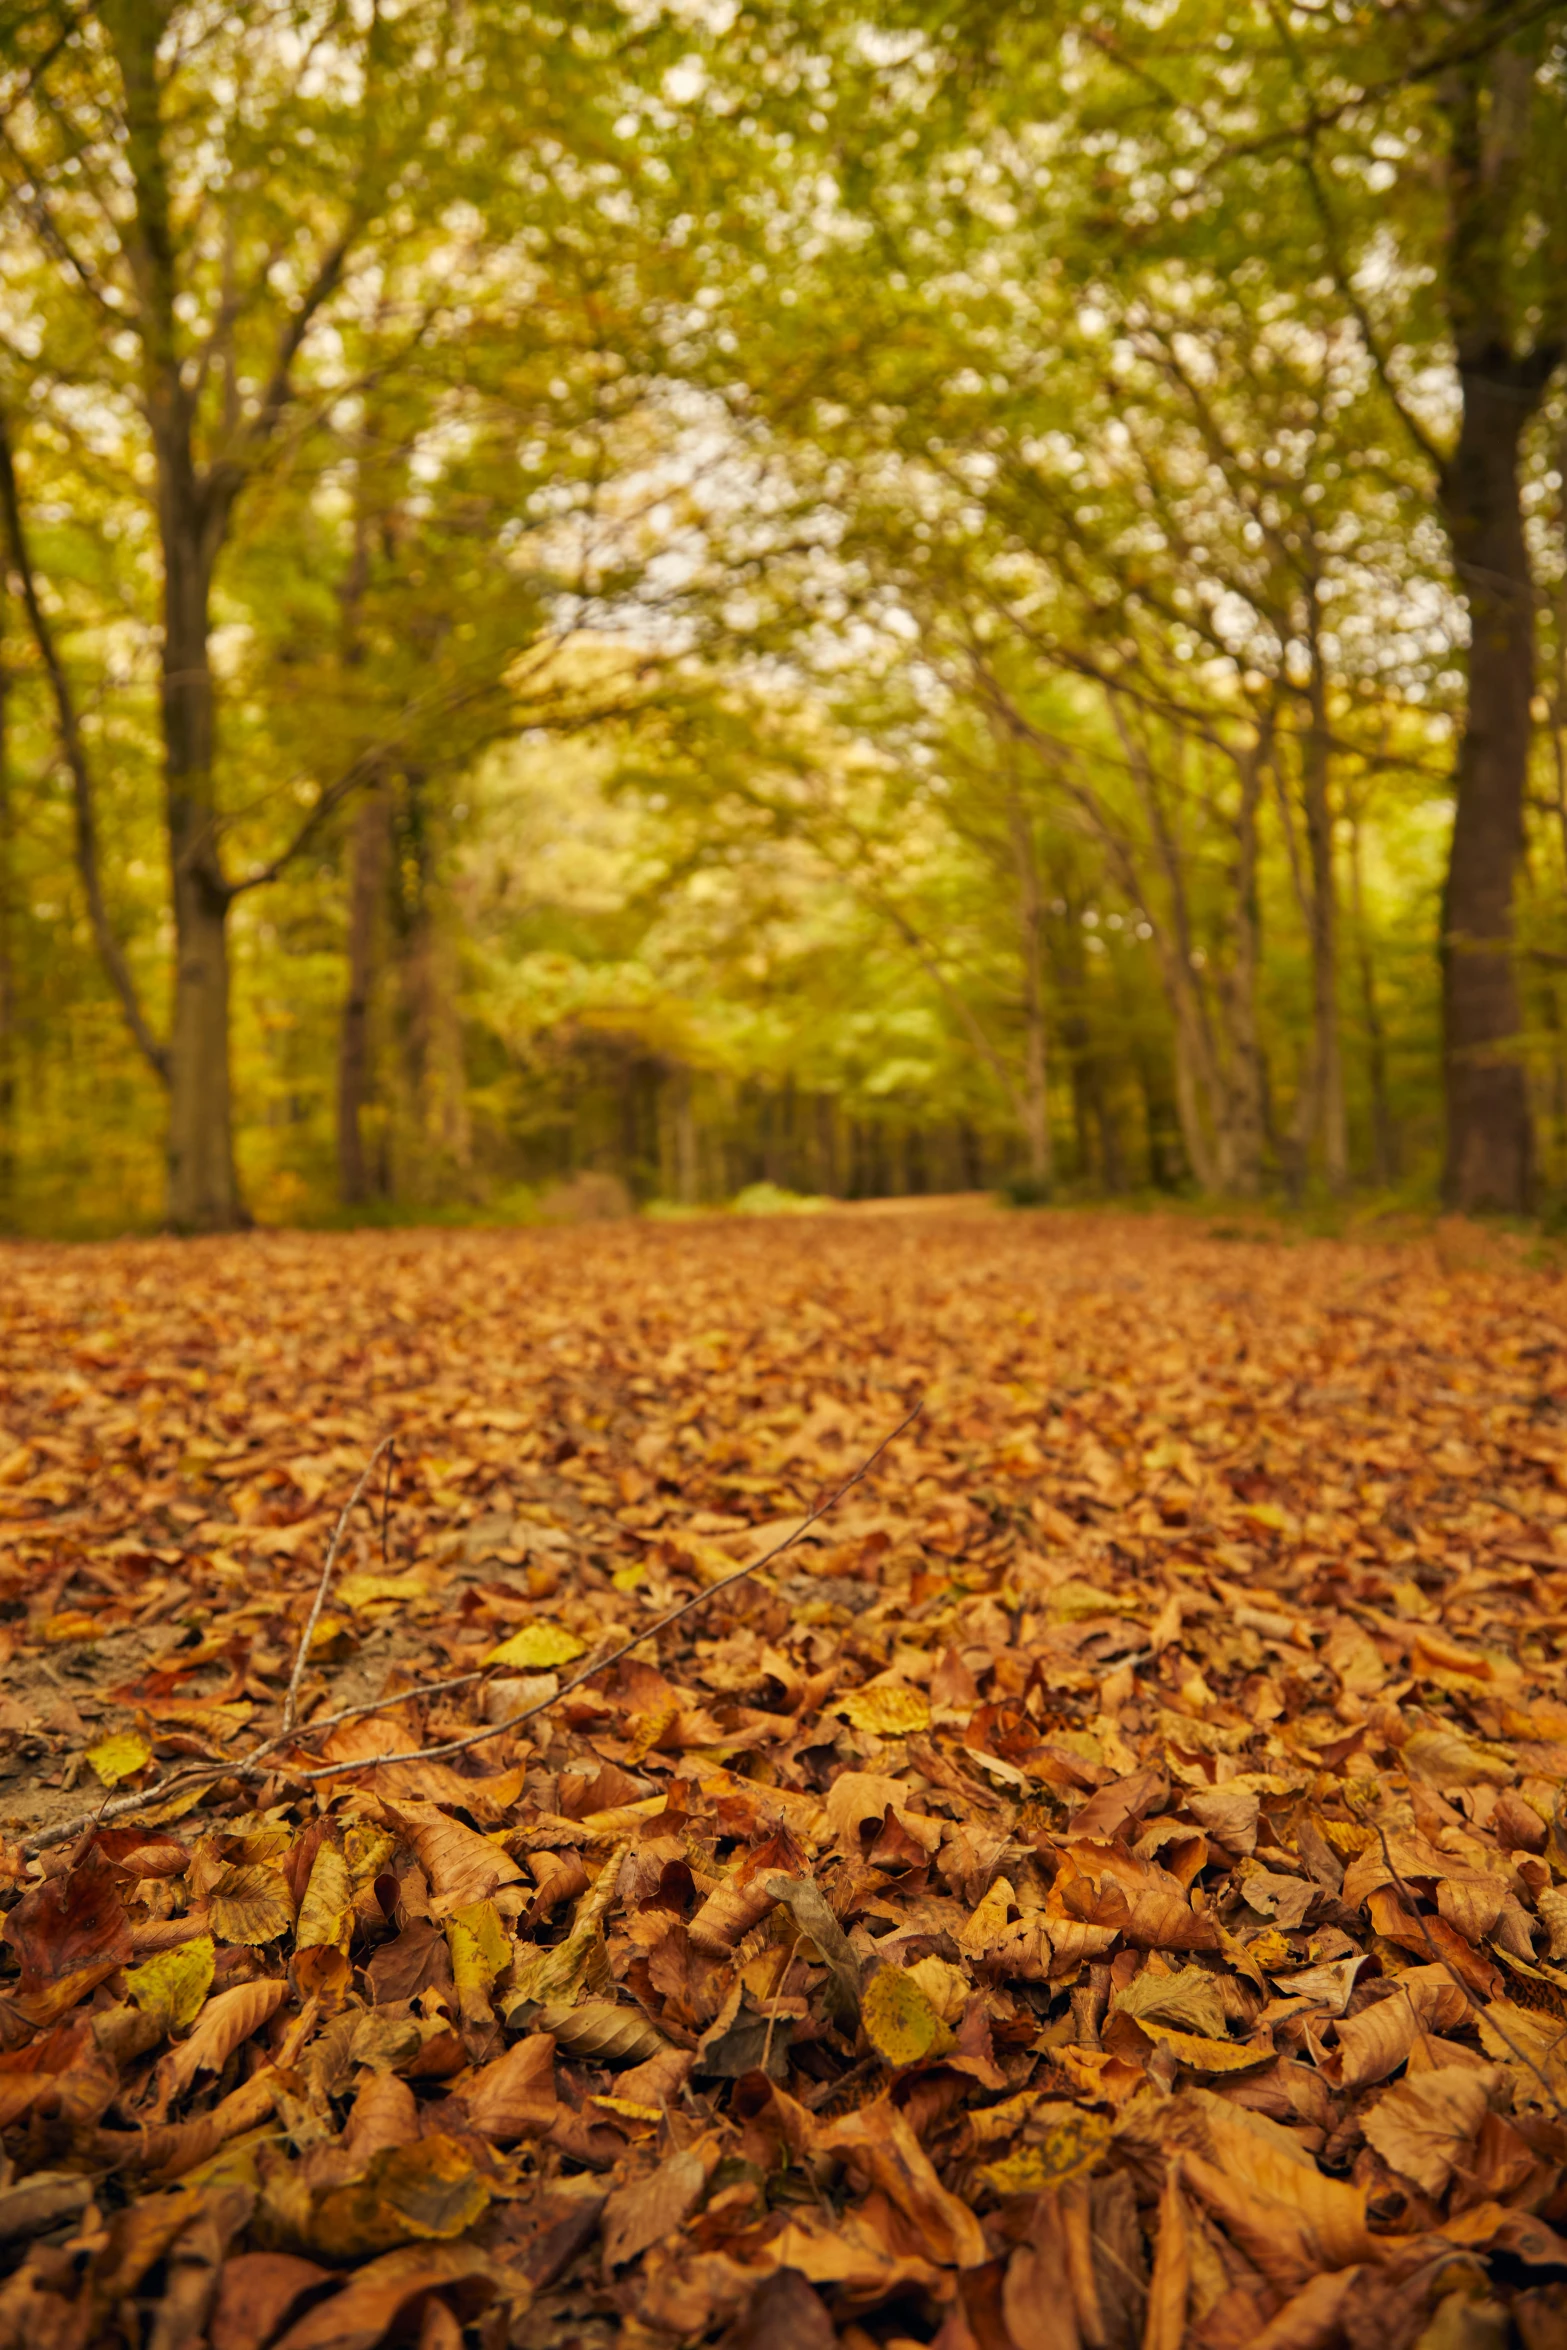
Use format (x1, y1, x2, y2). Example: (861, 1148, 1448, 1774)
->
(1374, 1823, 1567, 2124)
(24, 1402, 921, 1854)
(381, 1439, 396, 1566)
(280, 1435, 395, 1738)
(760, 1932, 804, 2082)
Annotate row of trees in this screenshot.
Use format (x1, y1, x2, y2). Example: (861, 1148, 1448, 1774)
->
(0, 0, 1564, 1230)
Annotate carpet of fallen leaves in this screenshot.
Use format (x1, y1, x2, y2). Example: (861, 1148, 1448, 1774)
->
(1, 1207, 1567, 2350)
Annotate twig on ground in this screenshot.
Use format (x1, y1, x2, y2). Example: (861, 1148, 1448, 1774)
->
(381, 1439, 396, 1566)
(23, 1402, 922, 1855)
(280, 1434, 395, 1738)
(1375, 1824, 1567, 2124)
(761, 1932, 803, 2082)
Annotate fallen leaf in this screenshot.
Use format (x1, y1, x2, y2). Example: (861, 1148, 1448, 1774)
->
(208, 1865, 295, 1946)
(602, 2145, 709, 2268)
(861, 1963, 955, 2067)
(271, 2244, 494, 2350)
(976, 2108, 1112, 2197)
(87, 1729, 153, 1786)
(835, 1685, 932, 1737)
(483, 1624, 586, 1669)
(306, 2134, 491, 2260)
(160, 1977, 288, 2100)
(816, 2095, 988, 2267)
(458, 2032, 558, 2142)
(1363, 2064, 1501, 2198)
(126, 1935, 215, 2033)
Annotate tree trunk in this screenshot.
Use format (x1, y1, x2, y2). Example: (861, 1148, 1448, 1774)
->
(1347, 791, 1396, 1185)
(0, 576, 12, 1223)
(337, 784, 391, 1207)
(1221, 727, 1269, 1197)
(673, 1067, 699, 1202)
(1433, 52, 1560, 1213)
(1301, 621, 1347, 1190)
(1009, 793, 1053, 1185)
(1438, 370, 1537, 1212)
(814, 1091, 838, 1196)
(161, 528, 241, 1232)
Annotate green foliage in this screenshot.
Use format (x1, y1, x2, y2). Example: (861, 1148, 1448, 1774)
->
(0, 2, 1563, 1231)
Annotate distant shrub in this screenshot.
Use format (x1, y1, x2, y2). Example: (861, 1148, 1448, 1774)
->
(1002, 1175, 1053, 1208)
(731, 1182, 828, 1216)
(539, 1172, 633, 1223)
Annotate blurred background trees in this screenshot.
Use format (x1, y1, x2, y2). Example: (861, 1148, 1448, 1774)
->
(0, 0, 1563, 1233)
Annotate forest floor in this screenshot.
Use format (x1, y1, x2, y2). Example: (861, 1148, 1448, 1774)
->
(0, 1209, 1565, 2348)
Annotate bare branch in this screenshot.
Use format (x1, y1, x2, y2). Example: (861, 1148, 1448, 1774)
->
(0, 406, 169, 1085)
(280, 1434, 395, 1737)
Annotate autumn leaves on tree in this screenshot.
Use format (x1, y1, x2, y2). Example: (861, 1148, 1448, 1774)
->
(1, 6, 1566, 1226)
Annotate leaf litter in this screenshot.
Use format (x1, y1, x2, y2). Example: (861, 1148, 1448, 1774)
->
(0, 1211, 1565, 2345)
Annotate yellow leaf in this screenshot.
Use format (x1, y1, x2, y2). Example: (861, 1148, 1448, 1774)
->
(1112, 1965, 1226, 2040)
(1246, 1930, 1296, 1974)
(307, 1614, 356, 1661)
(296, 1841, 354, 1952)
(862, 1964, 954, 2067)
(590, 2094, 663, 2126)
(625, 1696, 680, 1764)
(207, 1864, 294, 1946)
(1125, 2018, 1274, 2073)
(126, 1934, 215, 2033)
(446, 1898, 510, 2023)
(336, 1565, 437, 1614)
(483, 1623, 586, 1669)
(905, 1954, 972, 2023)
(345, 1823, 397, 1891)
(42, 1612, 101, 1645)
(86, 1729, 153, 1787)
(1045, 1580, 1142, 1621)
(978, 2109, 1112, 2197)
(611, 1564, 647, 1592)
(957, 1877, 1015, 1957)
(505, 1848, 625, 2014)
(836, 1685, 932, 1738)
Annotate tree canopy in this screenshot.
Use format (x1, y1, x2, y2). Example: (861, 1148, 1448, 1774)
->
(1, 0, 1565, 1230)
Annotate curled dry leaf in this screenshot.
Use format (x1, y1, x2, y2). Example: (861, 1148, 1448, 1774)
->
(457, 2031, 558, 2143)
(207, 1865, 295, 1946)
(382, 1803, 523, 1920)
(534, 1999, 669, 2066)
(602, 2145, 710, 2270)
(1362, 2064, 1502, 2199)
(816, 2097, 988, 2269)
(160, 1976, 288, 2100)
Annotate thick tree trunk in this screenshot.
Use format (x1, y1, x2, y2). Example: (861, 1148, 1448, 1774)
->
(162, 521, 240, 1231)
(1432, 42, 1561, 1214)
(0, 581, 12, 1221)
(1009, 795, 1053, 1185)
(672, 1067, 699, 1203)
(1347, 794, 1396, 1185)
(1438, 369, 1536, 1212)
(1302, 633, 1347, 1190)
(1220, 731, 1269, 1197)
(337, 784, 390, 1207)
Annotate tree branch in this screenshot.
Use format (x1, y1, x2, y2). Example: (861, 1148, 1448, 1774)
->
(0, 407, 169, 1085)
